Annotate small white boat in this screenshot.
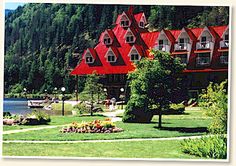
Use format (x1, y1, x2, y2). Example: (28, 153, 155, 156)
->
(27, 100, 44, 108)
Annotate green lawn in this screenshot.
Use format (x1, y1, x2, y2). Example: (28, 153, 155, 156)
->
(3, 109, 211, 141)
(2, 140, 203, 159)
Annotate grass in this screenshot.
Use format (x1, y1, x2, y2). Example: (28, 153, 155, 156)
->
(3, 109, 211, 141)
(51, 103, 73, 115)
(2, 140, 203, 159)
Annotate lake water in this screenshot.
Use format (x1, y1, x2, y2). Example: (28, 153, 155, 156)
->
(3, 98, 42, 115)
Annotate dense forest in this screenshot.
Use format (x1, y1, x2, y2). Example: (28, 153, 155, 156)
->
(4, 3, 229, 94)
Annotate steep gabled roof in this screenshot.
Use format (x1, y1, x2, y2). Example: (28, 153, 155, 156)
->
(208, 26, 220, 39)
(211, 25, 228, 38)
(190, 27, 204, 39)
(141, 31, 159, 48)
(169, 29, 181, 41)
(134, 12, 146, 24)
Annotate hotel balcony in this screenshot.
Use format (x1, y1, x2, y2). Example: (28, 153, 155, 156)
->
(196, 41, 214, 50)
(174, 43, 191, 51)
(156, 44, 170, 52)
(220, 40, 229, 49)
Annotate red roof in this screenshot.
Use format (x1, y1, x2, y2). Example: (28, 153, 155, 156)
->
(141, 31, 159, 48)
(71, 8, 228, 76)
(211, 25, 228, 38)
(134, 12, 144, 22)
(169, 29, 181, 41)
(190, 27, 203, 39)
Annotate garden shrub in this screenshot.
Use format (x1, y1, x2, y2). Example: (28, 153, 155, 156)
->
(73, 103, 90, 115)
(199, 80, 228, 134)
(122, 98, 153, 123)
(167, 103, 185, 114)
(21, 110, 51, 125)
(181, 135, 227, 159)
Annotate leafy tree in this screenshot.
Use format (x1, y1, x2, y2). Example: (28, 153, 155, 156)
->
(199, 80, 228, 134)
(123, 50, 186, 128)
(83, 73, 103, 116)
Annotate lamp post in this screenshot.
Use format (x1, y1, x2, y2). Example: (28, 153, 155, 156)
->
(61, 87, 66, 116)
(23, 88, 27, 99)
(120, 88, 125, 109)
(54, 87, 57, 98)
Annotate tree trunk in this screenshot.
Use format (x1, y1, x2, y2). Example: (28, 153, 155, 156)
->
(91, 91, 94, 116)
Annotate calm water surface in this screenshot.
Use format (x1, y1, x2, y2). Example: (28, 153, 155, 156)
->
(3, 98, 43, 115)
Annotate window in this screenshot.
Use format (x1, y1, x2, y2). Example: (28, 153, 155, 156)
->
(224, 34, 229, 46)
(85, 54, 94, 64)
(130, 53, 140, 61)
(120, 18, 130, 27)
(220, 52, 228, 65)
(196, 53, 210, 66)
(178, 38, 189, 49)
(126, 35, 134, 43)
(106, 51, 116, 62)
(139, 21, 144, 28)
(225, 34, 229, 41)
(176, 54, 187, 64)
(104, 37, 111, 45)
(201, 36, 207, 43)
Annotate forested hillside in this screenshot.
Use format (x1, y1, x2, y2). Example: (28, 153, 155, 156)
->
(4, 3, 229, 94)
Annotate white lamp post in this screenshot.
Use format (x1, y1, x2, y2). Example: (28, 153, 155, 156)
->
(120, 88, 125, 109)
(23, 88, 27, 99)
(61, 87, 66, 116)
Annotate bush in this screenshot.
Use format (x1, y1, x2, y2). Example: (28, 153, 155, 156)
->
(73, 103, 90, 115)
(199, 80, 228, 134)
(122, 99, 153, 123)
(167, 103, 185, 114)
(181, 135, 227, 159)
(21, 110, 51, 125)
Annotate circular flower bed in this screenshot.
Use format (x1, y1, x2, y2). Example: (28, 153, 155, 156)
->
(61, 118, 123, 133)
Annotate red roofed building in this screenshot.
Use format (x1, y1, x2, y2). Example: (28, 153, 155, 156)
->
(71, 7, 229, 99)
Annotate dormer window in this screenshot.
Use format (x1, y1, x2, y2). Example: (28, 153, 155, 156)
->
(121, 20, 129, 27)
(196, 28, 214, 50)
(224, 34, 229, 46)
(178, 38, 189, 49)
(125, 29, 136, 44)
(103, 34, 111, 45)
(220, 27, 229, 48)
(126, 34, 134, 43)
(139, 21, 144, 28)
(120, 14, 130, 27)
(130, 53, 140, 61)
(129, 46, 141, 62)
(85, 53, 94, 64)
(105, 47, 118, 63)
(107, 51, 116, 63)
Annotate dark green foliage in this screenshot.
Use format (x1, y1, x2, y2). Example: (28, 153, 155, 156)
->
(181, 135, 227, 159)
(123, 50, 186, 126)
